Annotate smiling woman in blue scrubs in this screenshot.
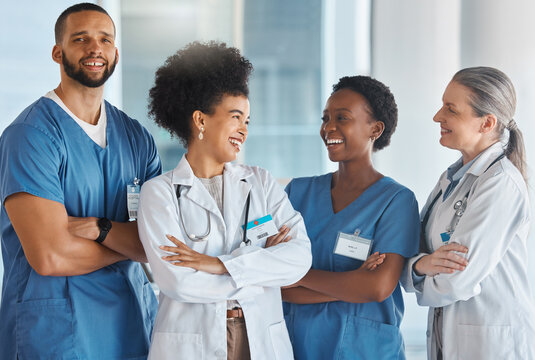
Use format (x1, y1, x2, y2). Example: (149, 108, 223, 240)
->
(282, 76, 420, 359)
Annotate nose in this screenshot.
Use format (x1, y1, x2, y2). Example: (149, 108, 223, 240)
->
(85, 38, 103, 55)
(433, 108, 443, 123)
(322, 116, 336, 133)
(238, 120, 248, 137)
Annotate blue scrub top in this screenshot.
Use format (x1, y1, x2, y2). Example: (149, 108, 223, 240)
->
(284, 174, 420, 360)
(0, 97, 161, 359)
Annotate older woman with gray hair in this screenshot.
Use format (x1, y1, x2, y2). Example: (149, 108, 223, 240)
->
(402, 66, 535, 359)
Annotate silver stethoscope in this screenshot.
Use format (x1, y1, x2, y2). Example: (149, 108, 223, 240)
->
(175, 182, 252, 246)
(420, 153, 505, 251)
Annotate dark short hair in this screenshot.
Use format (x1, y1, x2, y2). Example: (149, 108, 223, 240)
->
(148, 41, 253, 146)
(332, 76, 398, 151)
(55, 3, 115, 44)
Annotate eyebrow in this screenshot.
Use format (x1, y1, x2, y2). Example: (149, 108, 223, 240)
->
(70, 30, 114, 38)
(323, 108, 353, 113)
(229, 109, 250, 118)
(445, 102, 457, 108)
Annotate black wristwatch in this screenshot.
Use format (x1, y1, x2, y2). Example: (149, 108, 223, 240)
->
(95, 218, 112, 243)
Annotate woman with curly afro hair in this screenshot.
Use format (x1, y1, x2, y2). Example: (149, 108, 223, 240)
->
(136, 41, 313, 360)
(282, 76, 420, 359)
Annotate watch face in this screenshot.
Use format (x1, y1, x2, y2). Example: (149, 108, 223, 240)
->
(98, 218, 112, 232)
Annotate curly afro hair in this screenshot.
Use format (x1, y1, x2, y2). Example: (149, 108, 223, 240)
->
(148, 41, 253, 146)
(332, 76, 398, 151)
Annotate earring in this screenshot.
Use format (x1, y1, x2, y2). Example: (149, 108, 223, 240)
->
(198, 126, 204, 140)
(370, 136, 375, 142)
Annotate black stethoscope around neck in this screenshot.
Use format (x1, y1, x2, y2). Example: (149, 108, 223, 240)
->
(420, 153, 505, 252)
(175, 180, 252, 246)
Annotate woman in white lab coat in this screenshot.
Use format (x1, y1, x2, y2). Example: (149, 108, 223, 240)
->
(137, 41, 313, 360)
(402, 66, 535, 360)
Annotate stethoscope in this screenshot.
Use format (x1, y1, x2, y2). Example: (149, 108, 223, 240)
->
(175, 181, 252, 246)
(419, 153, 505, 252)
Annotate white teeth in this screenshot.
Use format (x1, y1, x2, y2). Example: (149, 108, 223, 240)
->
(229, 138, 242, 149)
(84, 62, 104, 66)
(326, 139, 344, 145)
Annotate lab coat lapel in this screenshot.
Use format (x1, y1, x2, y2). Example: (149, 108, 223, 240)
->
(223, 162, 253, 249)
(171, 155, 221, 218)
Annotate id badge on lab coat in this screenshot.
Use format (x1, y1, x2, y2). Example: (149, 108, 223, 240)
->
(333, 231, 373, 261)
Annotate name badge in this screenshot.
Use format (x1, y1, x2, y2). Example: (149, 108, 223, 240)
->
(440, 232, 451, 244)
(127, 178, 140, 221)
(242, 214, 278, 243)
(333, 230, 373, 261)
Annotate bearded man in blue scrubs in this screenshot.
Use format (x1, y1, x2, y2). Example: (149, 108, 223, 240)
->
(0, 3, 161, 359)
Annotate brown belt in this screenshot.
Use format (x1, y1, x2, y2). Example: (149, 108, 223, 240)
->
(226, 308, 244, 319)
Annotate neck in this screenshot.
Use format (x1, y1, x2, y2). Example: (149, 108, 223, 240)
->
(55, 77, 104, 125)
(334, 157, 381, 190)
(461, 140, 498, 165)
(186, 147, 225, 178)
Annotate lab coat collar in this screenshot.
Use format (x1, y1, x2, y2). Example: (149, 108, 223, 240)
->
(439, 142, 505, 196)
(170, 155, 254, 185)
(465, 141, 506, 177)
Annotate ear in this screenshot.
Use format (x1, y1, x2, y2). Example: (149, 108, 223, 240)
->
(52, 45, 62, 65)
(480, 114, 497, 134)
(371, 121, 385, 140)
(192, 110, 205, 131)
(114, 48, 119, 65)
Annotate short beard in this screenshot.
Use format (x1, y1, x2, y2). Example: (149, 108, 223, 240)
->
(62, 51, 117, 88)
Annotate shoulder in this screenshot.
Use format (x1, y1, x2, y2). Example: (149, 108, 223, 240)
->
(4, 98, 62, 137)
(140, 171, 173, 196)
(1, 100, 65, 152)
(287, 173, 330, 190)
(378, 177, 417, 202)
(474, 156, 528, 202)
(105, 101, 154, 141)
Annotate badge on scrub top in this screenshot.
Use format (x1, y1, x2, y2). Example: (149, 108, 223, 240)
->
(333, 229, 373, 261)
(127, 177, 140, 221)
(242, 214, 278, 244)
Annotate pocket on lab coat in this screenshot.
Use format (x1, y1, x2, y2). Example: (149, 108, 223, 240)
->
(149, 332, 203, 360)
(338, 316, 403, 360)
(16, 298, 77, 359)
(268, 320, 294, 359)
(456, 324, 514, 360)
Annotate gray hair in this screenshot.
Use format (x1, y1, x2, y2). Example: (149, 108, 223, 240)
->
(452, 66, 527, 181)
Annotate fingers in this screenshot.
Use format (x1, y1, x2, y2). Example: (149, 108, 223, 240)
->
(265, 226, 291, 248)
(440, 243, 468, 254)
(165, 234, 187, 247)
(432, 256, 466, 271)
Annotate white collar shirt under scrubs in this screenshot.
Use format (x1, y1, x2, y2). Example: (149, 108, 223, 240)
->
(401, 142, 535, 360)
(137, 155, 312, 360)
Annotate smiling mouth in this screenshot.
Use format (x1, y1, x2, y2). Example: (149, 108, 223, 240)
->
(229, 138, 243, 151)
(441, 128, 452, 134)
(81, 59, 106, 71)
(325, 138, 344, 146)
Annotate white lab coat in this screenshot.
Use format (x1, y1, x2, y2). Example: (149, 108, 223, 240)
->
(138, 155, 312, 360)
(402, 142, 535, 360)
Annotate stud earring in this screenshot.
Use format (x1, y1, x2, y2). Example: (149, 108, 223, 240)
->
(198, 126, 204, 140)
(370, 136, 375, 142)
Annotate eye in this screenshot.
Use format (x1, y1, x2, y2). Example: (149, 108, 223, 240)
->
(73, 37, 85, 42)
(102, 38, 112, 43)
(448, 107, 456, 114)
(337, 115, 348, 121)
(321, 116, 328, 123)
